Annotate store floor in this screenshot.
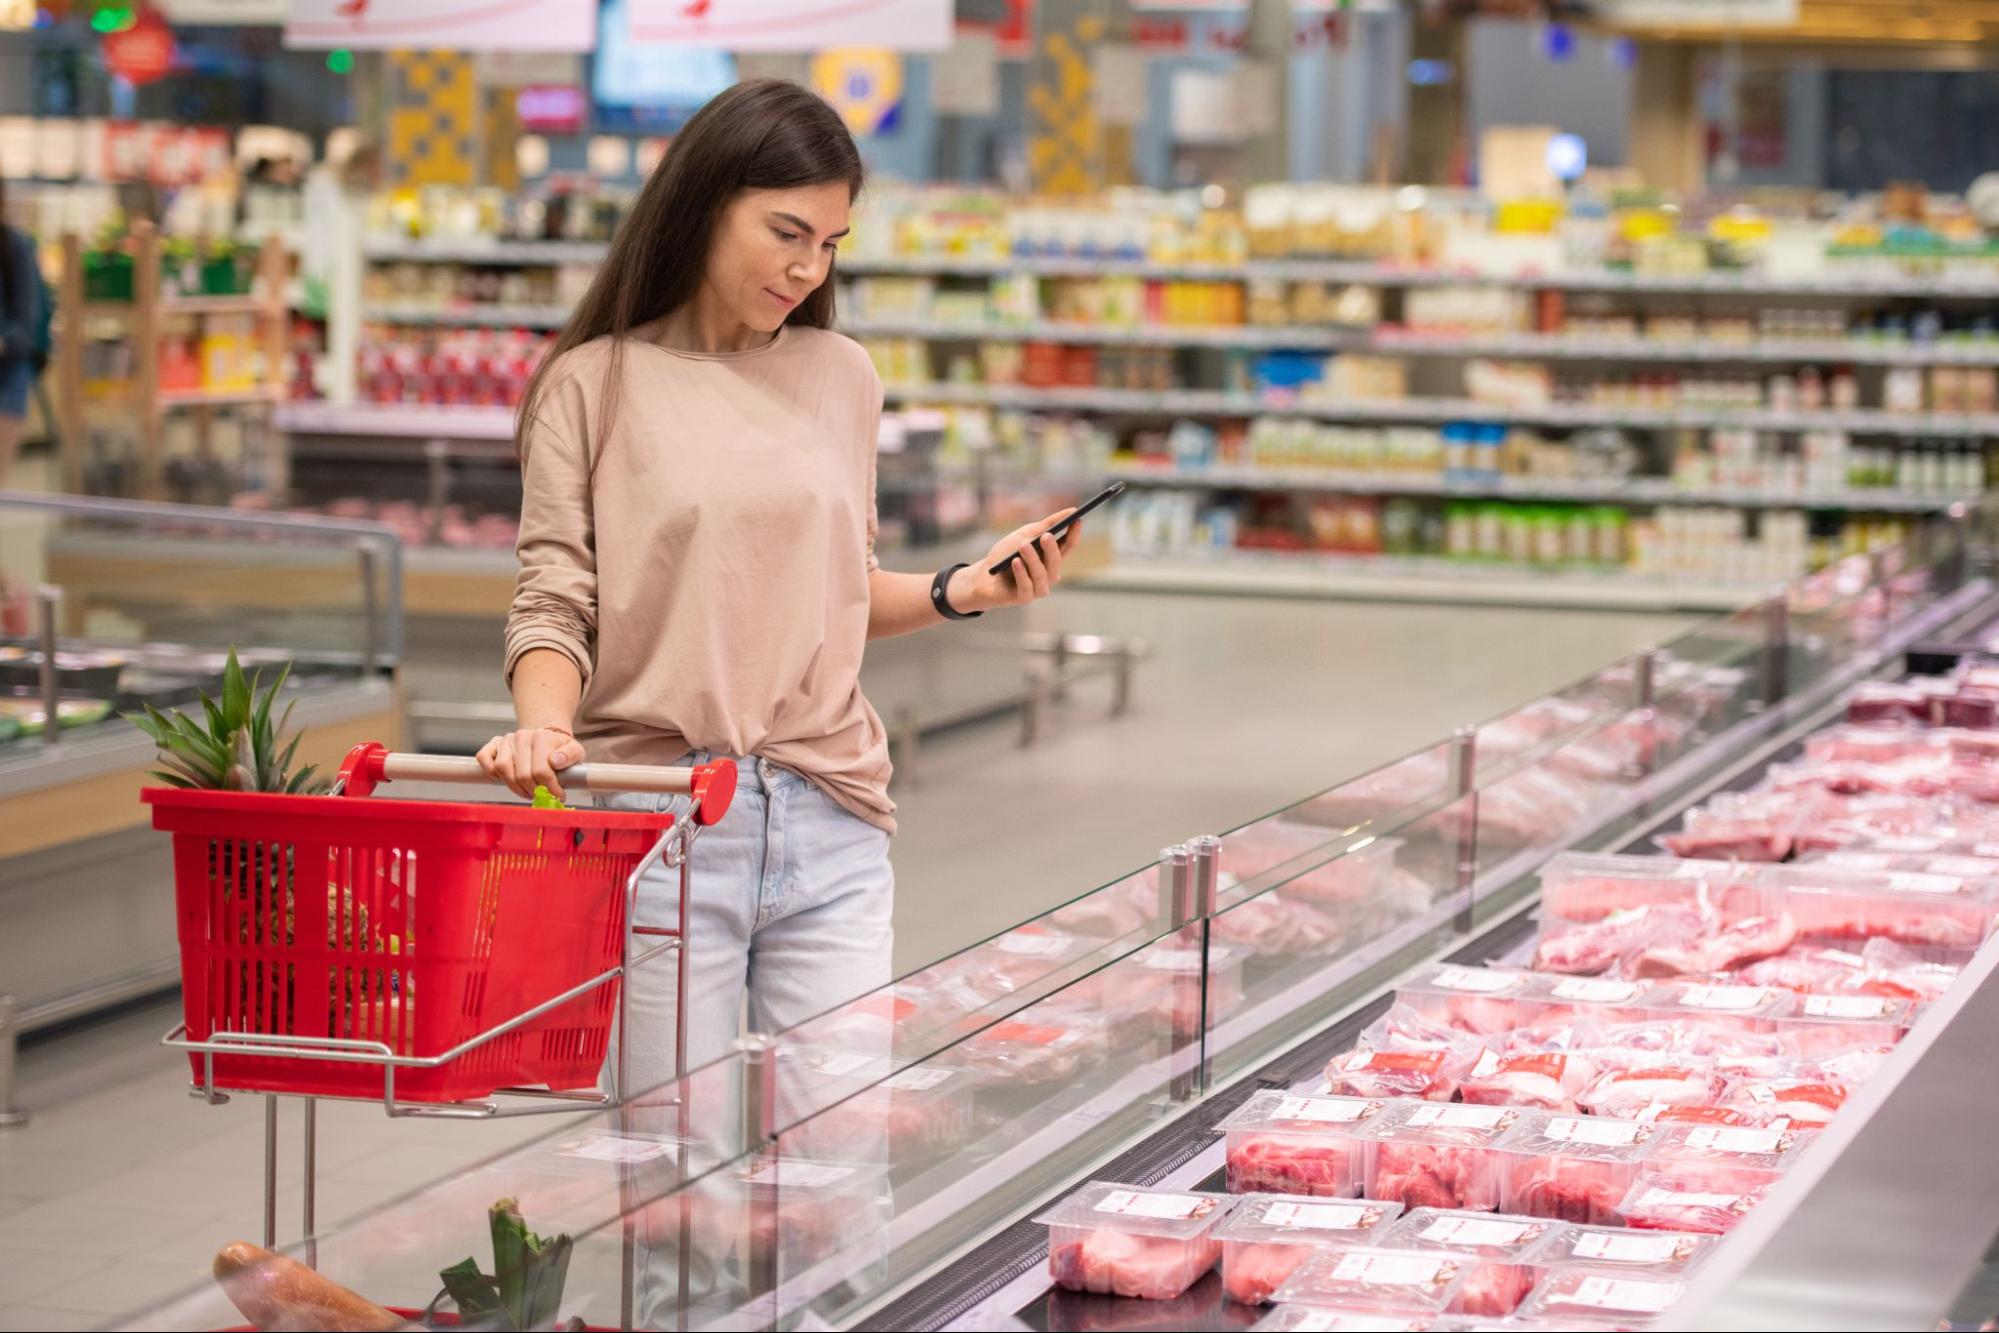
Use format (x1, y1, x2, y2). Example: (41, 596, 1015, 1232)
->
(0, 578, 1690, 1328)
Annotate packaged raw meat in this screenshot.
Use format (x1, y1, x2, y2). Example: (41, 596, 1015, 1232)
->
(681, 1157, 891, 1273)
(774, 1046, 978, 1156)
(1658, 817, 1793, 863)
(1531, 905, 1706, 976)
(1643, 1121, 1815, 1186)
(1625, 912, 1798, 979)
(1094, 942, 1246, 1040)
(1361, 1101, 1531, 1213)
(1038, 1183, 1231, 1300)
(1631, 980, 1788, 1032)
(1213, 1194, 1403, 1305)
(1051, 878, 1159, 939)
(1859, 936, 1963, 1001)
(1845, 682, 1932, 727)
(1618, 1168, 1770, 1233)
(1572, 1018, 1779, 1069)
(1211, 886, 1346, 958)
(1759, 863, 1996, 952)
(1736, 944, 1873, 994)
(1393, 964, 1546, 1037)
(1766, 990, 1913, 1055)
(1534, 1223, 1717, 1277)
(1227, 822, 1408, 920)
(1722, 1078, 1848, 1129)
(1518, 975, 1652, 1032)
(1517, 1269, 1687, 1326)
(956, 1013, 1109, 1085)
(1538, 853, 1768, 925)
(1813, 848, 1999, 895)
(1325, 1005, 1480, 1102)
(1805, 726, 1944, 765)
(1458, 1049, 1599, 1114)
(1494, 1115, 1656, 1226)
(1252, 1305, 1448, 1331)
(1377, 1208, 1559, 1318)
(1639, 1104, 1755, 1128)
(1269, 1247, 1470, 1318)
(1220, 1091, 1390, 1198)
(1573, 1061, 1728, 1121)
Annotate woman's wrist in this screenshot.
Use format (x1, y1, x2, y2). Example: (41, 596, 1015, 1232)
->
(945, 564, 987, 616)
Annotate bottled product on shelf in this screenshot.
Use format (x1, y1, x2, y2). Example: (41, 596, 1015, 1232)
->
(355, 324, 557, 408)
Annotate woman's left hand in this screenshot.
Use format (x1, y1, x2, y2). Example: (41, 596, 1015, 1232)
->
(949, 509, 1080, 613)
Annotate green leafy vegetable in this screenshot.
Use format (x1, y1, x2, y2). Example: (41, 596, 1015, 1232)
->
(441, 1198, 573, 1330)
(530, 785, 567, 810)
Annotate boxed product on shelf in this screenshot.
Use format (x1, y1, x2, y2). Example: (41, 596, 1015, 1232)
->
(1377, 1207, 1560, 1317)
(1642, 1121, 1816, 1187)
(1757, 862, 1998, 953)
(1537, 852, 1772, 925)
(1534, 1222, 1718, 1277)
(1517, 1268, 1687, 1327)
(1391, 964, 1547, 1038)
(1360, 1101, 1534, 1212)
(1038, 1183, 1232, 1300)
(1493, 1113, 1658, 1226)
(1213, 1193, 1404, 1304)
(1219, 1091, 1392, 1198)
(1618, 1166, 1772, 1234)
(1720, 1078, 1849, 1129)
(1765, 990, 1913, 1056)
(1270, 1246, 1471, 1317)
(1632, 980, 1791, 1032)
(1460, 1048, 1604, 1114)
(1572, 1059, 1730, 1121)
(952, 1011, 1114, 1086)
(1326, 1004, 1483, 1102)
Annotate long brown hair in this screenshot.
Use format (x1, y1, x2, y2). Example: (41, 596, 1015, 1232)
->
(517, 79, 865, 456)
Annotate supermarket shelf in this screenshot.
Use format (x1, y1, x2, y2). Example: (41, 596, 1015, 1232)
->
(275, 401, 518, 440)
(156, 386, 287, 410)
(364, 302, 571, 329)
(839, 253, 1999, 298)
(1082, 551, 1768, 612)
(850, 316, 1999, 367)
(159, 294, 272, 316)
(880, 380, 1999, 434)
(843, 315, 1356, 350)
(1105, 460, 1983, 512)
(362, 236, 610, 265)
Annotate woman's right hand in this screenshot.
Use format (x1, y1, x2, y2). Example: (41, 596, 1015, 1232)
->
(477, 727, 584, 801)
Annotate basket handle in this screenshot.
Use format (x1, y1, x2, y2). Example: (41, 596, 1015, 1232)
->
(333, 743, 737, 826)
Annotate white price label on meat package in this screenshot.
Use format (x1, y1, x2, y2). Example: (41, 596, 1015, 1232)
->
(1546, 1116, 1648, 1147)
(1274, 1095, 1373, 1123)
(997, 931, 1071, 957)
(1331, 1253, 1451, 1287)
(1677, 984, 1769, 1011)
(1803, 994, 1891, 1019)
(1887, 872, 1966, 895)
(1569, 1276, 1684, 1313)
(1684, 1125, 1786, 1155)
(1639, 1186, 1745, 1210)
(1094, 1190, 1212, 1221)
(809, 1051, 883, 1078)
(1407, 1103, 1511, 1131)
(1573, 1231, 1687, 1264)
(554, 1135, 677, 1164)
(883, 1066, 956, 1092)
(1430, 966, 1516, 992)
(1264, 1201, 1377, 1231)
(1552, 977, 1640, 1003)
(1419, 1216, 1542, 1248)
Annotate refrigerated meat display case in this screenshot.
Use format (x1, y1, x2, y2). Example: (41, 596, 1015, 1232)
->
(112, 515, 1999, 1332)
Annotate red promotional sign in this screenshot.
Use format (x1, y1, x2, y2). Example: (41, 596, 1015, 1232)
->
(103, 9, 177, 86)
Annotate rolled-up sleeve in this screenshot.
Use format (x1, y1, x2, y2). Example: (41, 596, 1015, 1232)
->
(505, 411, 597, 689)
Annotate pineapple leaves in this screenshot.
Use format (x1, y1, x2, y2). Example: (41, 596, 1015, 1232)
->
(127, 648, 324, 794)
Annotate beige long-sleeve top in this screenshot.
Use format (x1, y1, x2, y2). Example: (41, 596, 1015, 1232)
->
(504, 325, 896, 833)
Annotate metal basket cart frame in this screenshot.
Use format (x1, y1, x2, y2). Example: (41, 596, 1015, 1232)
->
(152, 743, 737, 1329)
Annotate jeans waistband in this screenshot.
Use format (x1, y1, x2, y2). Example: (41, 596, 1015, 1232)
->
(679, 749, 804, 796)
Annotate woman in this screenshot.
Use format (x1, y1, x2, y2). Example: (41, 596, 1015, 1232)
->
(479, 81, 1080, 1092)
(0, 177, 43, 486)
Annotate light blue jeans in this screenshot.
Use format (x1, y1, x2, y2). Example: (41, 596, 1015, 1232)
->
(603, 749, 896, 1099)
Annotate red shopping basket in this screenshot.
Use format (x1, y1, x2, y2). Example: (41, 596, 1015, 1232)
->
(145, 743, 736, 1104)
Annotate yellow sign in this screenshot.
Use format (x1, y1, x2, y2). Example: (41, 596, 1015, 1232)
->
(811, 49, 904, 137)
(0, 0, 34, 31)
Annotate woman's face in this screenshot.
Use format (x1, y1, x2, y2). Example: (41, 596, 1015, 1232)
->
(705, 182, 852, 333)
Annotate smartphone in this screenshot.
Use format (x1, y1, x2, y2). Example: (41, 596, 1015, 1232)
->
(988, 482, 1127, 577)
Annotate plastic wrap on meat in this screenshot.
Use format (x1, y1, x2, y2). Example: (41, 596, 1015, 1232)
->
(1785, 894, 1989, 950)
(1221, 1241, 1310, 1306)
(1504, 1155, 1633, 1226)
(1577, 1064, 1726, 1120)
(1456, 1260, 1536, 1318)
(1051, 879, 1157, 939)
(1048, 1229, 1222, 1300)
(1479, 767, 1599, 849)
(1620, 1169, 1769, 1234)
(1627, 913, 1798, 979)
(1226, 1134, 1359, 1198)
(1328, 1004, 1479, 1101)
(1737, 945, 1871, 994)
(1724, 1079, 1847, 1129)
(958, 1018, 1102, 1085)
(1659, 820, 1793, 862)
(1459, 1051, 1599, 1113)
(1859, 937, 1963, 1001)
(1211, 891, 1344, 957)
(1371, 1141, 1498, 1212)
(1533, 905, 1706, 975)
(1846, 683, 1931, 727)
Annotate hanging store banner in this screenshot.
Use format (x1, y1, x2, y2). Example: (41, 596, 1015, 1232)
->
(625, 0, 950, 53)
(284, 0, 597, 52)
(1594, 0, 1797, 25)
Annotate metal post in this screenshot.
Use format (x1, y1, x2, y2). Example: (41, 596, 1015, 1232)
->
(1187, 835, 1221, 919)
(36, 586, 61, 748)
(1112, 643, 1134, 717)
(1763, 595, 1790, 707)
(1946, 503, 1971, 592)
(736, 1034, 778, 1328)
(1049, 635, 1071, 704)
(424, 438, 450, 545)
(1186, 835, 1222, 1097)
(262, 1096, 279, 1248)
(1634, 647, 1657, 713)
(1450, 725, 1479, 934)
(358, 543, 381, 677)
(0, 995, 28, 1129)
(302, 1098, 318, 1270)
(1156, 844, 1192, 930)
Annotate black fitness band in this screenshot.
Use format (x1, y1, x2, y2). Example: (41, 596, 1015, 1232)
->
(931, 563, 983, 620)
